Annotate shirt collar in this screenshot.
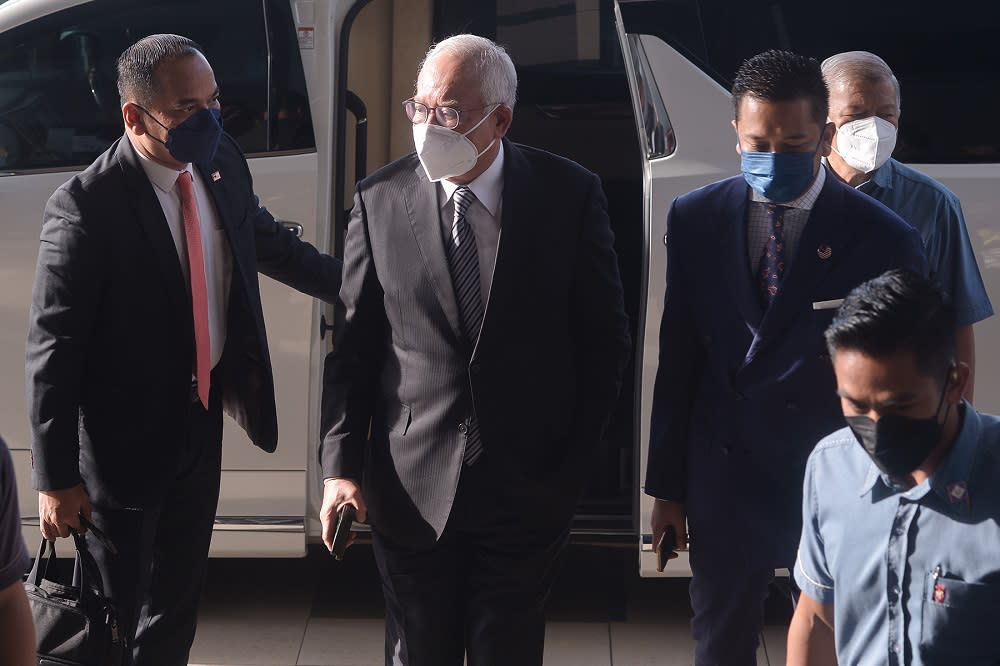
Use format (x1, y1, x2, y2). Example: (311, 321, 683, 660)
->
(439, 142, 504, 216)
(860, 402, 979, 513)
(750, 163, 826, 211)
(127, 132, 191, 194)
(857, 158, 896, 194)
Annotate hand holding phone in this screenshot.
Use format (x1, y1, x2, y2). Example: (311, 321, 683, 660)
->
(655, 525, 677, 572)
(330, 504, 357, 560)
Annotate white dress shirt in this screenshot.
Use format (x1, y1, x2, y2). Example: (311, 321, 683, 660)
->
(439, 143, 505, 303)
(128, 134, 232, 369)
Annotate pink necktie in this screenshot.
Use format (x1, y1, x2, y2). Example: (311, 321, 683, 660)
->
(177, 171, 211, 409)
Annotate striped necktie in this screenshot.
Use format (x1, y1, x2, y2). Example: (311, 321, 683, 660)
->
(445, 186, 484, 464)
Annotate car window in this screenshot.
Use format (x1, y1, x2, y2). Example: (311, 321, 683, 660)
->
(0, 0, 314, 172)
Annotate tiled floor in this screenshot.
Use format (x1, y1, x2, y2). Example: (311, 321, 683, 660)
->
(189, 544, 790, 666)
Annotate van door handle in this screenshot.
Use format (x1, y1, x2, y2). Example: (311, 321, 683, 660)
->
(279, 220, 304, 238)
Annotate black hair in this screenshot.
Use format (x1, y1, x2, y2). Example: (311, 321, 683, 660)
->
(825, 270, 956, 378)
(732, 49, 828, 126)
(117, 34, 204, 107)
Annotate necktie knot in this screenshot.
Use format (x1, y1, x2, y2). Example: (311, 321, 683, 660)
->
(453, 186, 475, 221)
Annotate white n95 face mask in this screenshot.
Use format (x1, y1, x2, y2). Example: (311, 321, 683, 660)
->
(833, 115, 897, 174)
(412, 105, 499, 182)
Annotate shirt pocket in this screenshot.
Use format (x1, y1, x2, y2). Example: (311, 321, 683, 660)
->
(920, 568, 1000, 661)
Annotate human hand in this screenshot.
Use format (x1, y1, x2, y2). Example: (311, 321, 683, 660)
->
(38, 485, 91, 541)
(651, 498, 687, 570)
(320, 478, 367, 552)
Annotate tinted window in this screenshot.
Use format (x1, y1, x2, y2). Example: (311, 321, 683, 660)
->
(0, 0, 313, 172)
(619, 0, 1000, 164)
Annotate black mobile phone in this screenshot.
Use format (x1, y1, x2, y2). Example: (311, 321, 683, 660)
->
(330, 504, 357, 560)
(655, 525, 677, 572)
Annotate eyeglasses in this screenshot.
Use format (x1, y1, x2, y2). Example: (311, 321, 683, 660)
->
(402, 100, 498, 130)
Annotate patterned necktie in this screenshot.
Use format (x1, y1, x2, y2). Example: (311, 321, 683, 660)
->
(445, 186, 484, 464)
(758, 204, 788, 308)
(177, 171, 212, 409)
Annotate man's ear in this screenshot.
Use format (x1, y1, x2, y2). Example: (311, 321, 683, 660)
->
(947, 362, 971, 405)
(732, 119, 742, 155)
(122, 102, 147, 136)
(493, 104, 513, 139)
(820, 121, 835, 157)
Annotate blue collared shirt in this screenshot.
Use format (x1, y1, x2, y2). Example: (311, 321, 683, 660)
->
(858, 159, 993, 327)
(795, 404, 1000, 665)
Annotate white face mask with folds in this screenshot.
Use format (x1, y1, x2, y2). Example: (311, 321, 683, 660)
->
(412, 105, 499, 182)
(832, 115, 897, 174)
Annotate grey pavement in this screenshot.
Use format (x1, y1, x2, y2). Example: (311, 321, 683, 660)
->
(188, 544, 791, 665)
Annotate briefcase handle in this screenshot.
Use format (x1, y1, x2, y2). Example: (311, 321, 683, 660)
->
(26, 532, 109, 602)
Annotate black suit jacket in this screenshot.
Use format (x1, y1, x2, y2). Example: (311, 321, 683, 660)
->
(26, 133, 341, 507)
(320, 139, 631, 547)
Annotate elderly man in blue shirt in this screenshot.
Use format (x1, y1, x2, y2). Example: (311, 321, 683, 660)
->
(822, 51, 992, 399)
(788, 269, 1000, 666)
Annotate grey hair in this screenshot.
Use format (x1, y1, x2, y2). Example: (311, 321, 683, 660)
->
(821, 50, 901, 109)
(117, 34, 204, 107)
(418, 34, 518, 109)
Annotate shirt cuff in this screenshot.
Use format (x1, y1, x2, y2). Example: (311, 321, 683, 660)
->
(794, 557, 835, 605)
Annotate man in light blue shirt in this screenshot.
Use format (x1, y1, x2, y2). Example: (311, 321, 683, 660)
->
(822, 51, 993, 398)
(789, 270, 1000, 665)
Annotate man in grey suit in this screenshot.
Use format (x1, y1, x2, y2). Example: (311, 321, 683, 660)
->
(319, 34, 630, 666)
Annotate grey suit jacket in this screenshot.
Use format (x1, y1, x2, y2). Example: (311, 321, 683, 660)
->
(320, 139, 631, 547)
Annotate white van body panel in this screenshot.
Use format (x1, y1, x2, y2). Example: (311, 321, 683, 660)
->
(0, 0, 348, 556)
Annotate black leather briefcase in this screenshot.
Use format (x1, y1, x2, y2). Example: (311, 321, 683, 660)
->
(24, 532, 127, 666)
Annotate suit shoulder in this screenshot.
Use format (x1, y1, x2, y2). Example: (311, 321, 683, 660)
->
(886, 160, 961, 204)
(509, 142, 597, 183)
(358, 153, 421, 191)
(670, 176, 744, 223)
(49, 141, 125, 209)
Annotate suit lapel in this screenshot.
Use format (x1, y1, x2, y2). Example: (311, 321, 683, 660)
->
(194, 160, 244, 275)
(116, 136, 189, 319)
(473, 139, 522, 358)
(405, 164, 464, 341)
(720, 183, 764, 336)
(743, 171, 853, 367)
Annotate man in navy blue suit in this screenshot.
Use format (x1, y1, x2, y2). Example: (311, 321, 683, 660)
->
(645, 50, 927, 665)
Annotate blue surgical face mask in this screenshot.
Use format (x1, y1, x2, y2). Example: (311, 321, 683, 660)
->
(740, 133, 825, 202)
(138, 106, 223, 165)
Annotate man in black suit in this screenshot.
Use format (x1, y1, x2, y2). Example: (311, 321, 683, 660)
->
(26, 34, 340, 666)
(319, 33, 631, 665)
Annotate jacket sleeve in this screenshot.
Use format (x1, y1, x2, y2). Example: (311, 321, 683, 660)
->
(319, 189, 388, 481)
(224, 135, 342, 303)
(25, 185, 106, 491)
(644, 199, 704, 503)
(568, 175, 631, 454)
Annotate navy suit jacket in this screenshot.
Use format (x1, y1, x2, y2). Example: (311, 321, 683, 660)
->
(645, 170, 927, 566)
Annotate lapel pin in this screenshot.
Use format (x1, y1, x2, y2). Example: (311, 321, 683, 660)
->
(947, 481, 968, 504)
(211, 171, 222, 182)
(817, 244, 832, 260)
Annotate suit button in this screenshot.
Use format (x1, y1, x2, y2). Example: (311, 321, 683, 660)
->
(458, 423, 468, 434)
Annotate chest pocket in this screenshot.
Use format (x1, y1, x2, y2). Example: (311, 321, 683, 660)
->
(920, 569, 1000, 662)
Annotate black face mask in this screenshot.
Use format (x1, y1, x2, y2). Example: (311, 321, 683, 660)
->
(846, 374, 952, 478)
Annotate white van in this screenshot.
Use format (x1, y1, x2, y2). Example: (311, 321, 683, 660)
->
(2, 0, 997, 575)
